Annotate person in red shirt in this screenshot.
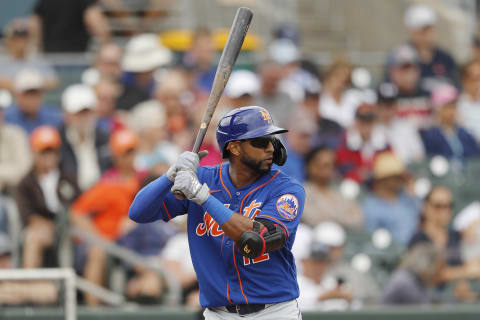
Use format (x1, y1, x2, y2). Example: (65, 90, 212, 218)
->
(336, 103, 390, 183)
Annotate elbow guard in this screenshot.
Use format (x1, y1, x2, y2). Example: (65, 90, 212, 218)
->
(236, 218, 287, 259)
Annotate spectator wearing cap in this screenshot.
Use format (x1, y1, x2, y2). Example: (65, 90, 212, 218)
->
(277, 110, 317, 183)
(401, 4, 458, 90)
(15, 126, 80, 268)
(101, 128, 147, 183)
(457, 60, 480, 142)
(0, 94, 31, 193)
(386, 45, 432, 129)
(59, 84, 112, 191)
(302, 146, 363, 230)
(0, 18, 57, 91)
(374, 82, 425, 164)
(335, 103, 390, 183)
(223, 70, 260, 109)
(4, 69, 63, 134)
(253, 59, 295, 127)
(362, 152, 420, 245)
(319, 58, 363, 128)
(128, 100, 180, 173)
(420, 84, 480, 164)
(30, 0, 110, 53)
(120, 34, 172, 108)
(71, 129, 145, 305)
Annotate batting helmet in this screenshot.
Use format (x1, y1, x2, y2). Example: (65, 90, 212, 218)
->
(216, 106, 288, 165)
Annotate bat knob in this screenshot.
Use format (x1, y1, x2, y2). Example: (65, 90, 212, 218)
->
(173, 190, 186, 200)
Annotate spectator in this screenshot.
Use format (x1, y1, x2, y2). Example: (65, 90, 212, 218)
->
(4, 69, 63, 134)
(410, 186, 480, 301)
(128, 100, 180, 173)
(16, 126, 79, 268)
(420, 84, 480, 164)
(59, 84, 112, 191)
(299, 81, 343, 149)
(92, 43, 123, 81)
(0, 18, 57, 91)
(336, 103, 390, 183)
(93, 77, 123, 132)
(298, 222, 380, 308)
(402, 4, 458, 90)
(154, 70, 193, 151)
(120, 34, 172, 108)
(222, 70, 260, 109)
(319, 58, 361, 128)
(182, 27, 217, 94)
(0, 99, 31, 193)
(457, 60, 480, 141)
(278, 110, 316, 183)
(362, 152, 420, 245)
(387, 45, 432, 129)
(374, 82, 425, 164)
(253, 59, 295, 127)
(71, 129, 144, 305)
(302, 146, 363, 230)
(382, 243, 443, 305)
(297, 236, 352, 311)
(30, 0, 110, 52)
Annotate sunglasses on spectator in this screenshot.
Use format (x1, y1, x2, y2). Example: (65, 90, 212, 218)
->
(429, 201, 454, 210)
(242, 135, 275, 149)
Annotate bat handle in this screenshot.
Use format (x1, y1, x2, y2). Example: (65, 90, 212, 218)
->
(173, 190, 186, 200)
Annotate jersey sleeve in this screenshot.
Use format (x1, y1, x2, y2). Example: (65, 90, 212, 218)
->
(255, 183, 305, 239)
(129, 175, 188, 223)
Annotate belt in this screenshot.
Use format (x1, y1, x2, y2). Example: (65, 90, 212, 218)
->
(212, 303, 266, 316)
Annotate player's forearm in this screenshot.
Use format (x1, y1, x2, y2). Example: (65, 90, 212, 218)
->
(201, 195, 253, 241)
(129, 175, 173, 223)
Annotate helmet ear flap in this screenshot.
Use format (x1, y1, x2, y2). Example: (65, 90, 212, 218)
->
(272, 137, 287, 166)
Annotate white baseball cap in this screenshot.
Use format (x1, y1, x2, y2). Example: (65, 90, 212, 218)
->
(122, 34, 172, 73)
(312, 222, 346, 247)
(62, 84, 97, 114)
(224, 70, 260, 98)
(404, 4, 437, 30)
(268, 39, 300, 65)
(14, 69, 44, 92)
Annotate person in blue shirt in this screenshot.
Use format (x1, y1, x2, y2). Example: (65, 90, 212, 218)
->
(4, 69, 62, 134)
(362, 152, 420, 245)
(129, 106, 304, 319)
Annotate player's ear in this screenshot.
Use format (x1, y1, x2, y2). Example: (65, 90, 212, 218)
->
(227, 141, 242, 156)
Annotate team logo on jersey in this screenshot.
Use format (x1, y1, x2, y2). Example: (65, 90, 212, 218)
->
(276, 194, 299, 221)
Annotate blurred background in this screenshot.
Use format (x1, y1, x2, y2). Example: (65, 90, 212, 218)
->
(1, 0, 480, 319)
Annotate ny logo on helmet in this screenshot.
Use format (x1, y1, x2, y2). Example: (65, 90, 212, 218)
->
(260, 110, 271, 124)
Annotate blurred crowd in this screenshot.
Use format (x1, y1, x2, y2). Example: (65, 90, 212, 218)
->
(1, 0, 480, 311)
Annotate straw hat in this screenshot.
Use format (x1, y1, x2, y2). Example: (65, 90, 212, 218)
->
(373, 152, 406, 180)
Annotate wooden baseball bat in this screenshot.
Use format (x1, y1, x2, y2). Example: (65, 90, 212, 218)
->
(173, 7, 253, 199)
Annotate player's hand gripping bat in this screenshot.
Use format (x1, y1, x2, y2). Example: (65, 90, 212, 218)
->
(173, 7, 253, 200)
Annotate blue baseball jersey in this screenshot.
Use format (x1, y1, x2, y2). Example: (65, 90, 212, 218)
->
(129, 162, 305, 308)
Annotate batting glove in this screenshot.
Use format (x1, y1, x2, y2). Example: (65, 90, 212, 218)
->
(171, 170, 210, 205)
(166, 150, 209, 182)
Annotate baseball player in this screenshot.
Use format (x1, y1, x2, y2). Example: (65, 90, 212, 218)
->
(129, 106, 305, 319)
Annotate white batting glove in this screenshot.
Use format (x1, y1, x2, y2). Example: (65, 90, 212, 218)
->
(166, 150, 208, 182)
(171, 170, 210, 205)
